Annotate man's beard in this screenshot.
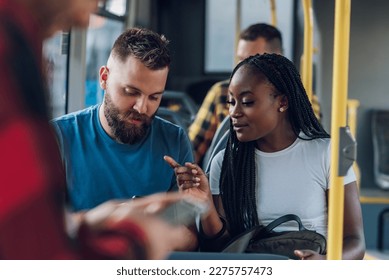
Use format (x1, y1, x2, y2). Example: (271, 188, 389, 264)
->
(103, 91, 153, 145)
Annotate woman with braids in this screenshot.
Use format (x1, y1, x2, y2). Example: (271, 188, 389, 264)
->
(165, 53, 365, 260)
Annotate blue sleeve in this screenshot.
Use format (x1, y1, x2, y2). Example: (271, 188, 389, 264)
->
(169, 128, 194, 191)
(179, 128, 194, 164)
(50, 120, 65, 163)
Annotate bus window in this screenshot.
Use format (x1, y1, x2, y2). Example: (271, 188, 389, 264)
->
(85, 0, 127, 107)
(85, 14, 123, 106)
(43, 32, 69, 118)
(205, 0, 294, 73)
(103, 0, 127, 16)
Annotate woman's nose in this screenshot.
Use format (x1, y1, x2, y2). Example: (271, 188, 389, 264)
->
(229, 103, 242, 118)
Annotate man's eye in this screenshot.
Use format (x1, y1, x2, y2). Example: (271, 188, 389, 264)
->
(123, 89, 136, 96)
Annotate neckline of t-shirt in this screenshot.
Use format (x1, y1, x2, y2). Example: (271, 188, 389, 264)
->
(255, 133, 303, 157)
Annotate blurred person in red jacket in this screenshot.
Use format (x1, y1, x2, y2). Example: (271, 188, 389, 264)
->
(0, 0, 193, 259)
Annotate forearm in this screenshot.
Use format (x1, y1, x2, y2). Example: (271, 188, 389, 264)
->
(198, 205, 231, 252)
(342, 235, 366, 260)
(172, 225, 199, 251)
(200, 206, 225, 237)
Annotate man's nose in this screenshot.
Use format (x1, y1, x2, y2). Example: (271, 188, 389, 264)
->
(134, 97, 147, 114)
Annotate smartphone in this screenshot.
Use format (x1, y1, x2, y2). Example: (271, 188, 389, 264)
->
(158, 199, 208, 226)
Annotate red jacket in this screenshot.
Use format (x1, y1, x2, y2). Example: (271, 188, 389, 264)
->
(0, 0, 147, 260)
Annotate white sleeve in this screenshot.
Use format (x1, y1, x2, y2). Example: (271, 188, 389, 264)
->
(344, 165, 357, 185)
(326, 139, 356, 187)
(209, 149, 225, 195)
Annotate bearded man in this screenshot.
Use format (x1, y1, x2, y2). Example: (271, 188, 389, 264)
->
(52, 29, 195, 251)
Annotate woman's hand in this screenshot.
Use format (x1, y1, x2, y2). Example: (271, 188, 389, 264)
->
(164, 155, 225, 238)
(164, 155, 212, 204)
(294, 249, 326, 260)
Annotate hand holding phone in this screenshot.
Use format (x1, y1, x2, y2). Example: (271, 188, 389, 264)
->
(158, 198, 209, 226)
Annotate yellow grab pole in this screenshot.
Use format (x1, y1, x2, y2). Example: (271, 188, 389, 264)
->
(302, 0, 313, 102)
(327, 0, 351, 260)
(270, 0, 277, 27)
(234, 0, 242, 66)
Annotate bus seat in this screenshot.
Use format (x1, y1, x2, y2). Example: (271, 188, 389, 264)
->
(202, 116, 230, 173)
(159, 90, 199, 129)
(372, 110, 389, 190)
(157, 107, 189, 131)
(167, 251, 288, 260)
(378, 208, 389, 251)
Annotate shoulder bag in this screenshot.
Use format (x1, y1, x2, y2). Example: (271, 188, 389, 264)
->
(222, 214, 327, 259)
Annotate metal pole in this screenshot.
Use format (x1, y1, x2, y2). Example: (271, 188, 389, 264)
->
(234, 0, 242, 65)
(302, 0, 313, 102)
(327, 0, 352, 260)
(270, 0, 277, 26)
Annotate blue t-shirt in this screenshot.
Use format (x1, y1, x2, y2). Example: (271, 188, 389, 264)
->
(52, 105, 194, 211)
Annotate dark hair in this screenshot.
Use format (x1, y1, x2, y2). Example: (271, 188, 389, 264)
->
(111, 27, 170, 70)
(240, 23, 283, 53)
(220, 53, 329, 236)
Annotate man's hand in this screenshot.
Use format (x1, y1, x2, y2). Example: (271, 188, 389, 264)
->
(75, 192, 199, 259)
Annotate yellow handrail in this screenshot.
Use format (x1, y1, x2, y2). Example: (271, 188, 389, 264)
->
(270, 0, 277, 27)
(302, 0, 313, 102)
(234, 0, 242, 66)
(327, 0, 352, 260)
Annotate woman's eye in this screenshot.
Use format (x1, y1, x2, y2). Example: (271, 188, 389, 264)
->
(226, 100, 235, 106)
(242, 100, 254, 106)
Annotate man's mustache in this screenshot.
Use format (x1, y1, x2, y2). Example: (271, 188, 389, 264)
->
(122, 110, 149, 122)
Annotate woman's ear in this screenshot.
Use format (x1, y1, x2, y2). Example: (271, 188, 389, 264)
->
(278, 95, 289, 112)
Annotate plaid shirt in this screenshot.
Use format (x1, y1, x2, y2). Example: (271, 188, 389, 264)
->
(189, 80, 229, 164)
(188, 79, 321, 164)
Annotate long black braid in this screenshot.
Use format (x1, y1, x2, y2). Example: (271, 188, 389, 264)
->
(220, 53, 330, 237)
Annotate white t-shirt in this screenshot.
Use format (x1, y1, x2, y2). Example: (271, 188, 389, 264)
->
(209, 136, 356, 237)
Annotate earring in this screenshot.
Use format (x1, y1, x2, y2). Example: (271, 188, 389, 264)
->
(279, 107, 284, 112)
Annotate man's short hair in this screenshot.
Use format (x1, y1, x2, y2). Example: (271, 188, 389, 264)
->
(111, 27, 171, 70)
(240, 23, 283, 53)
